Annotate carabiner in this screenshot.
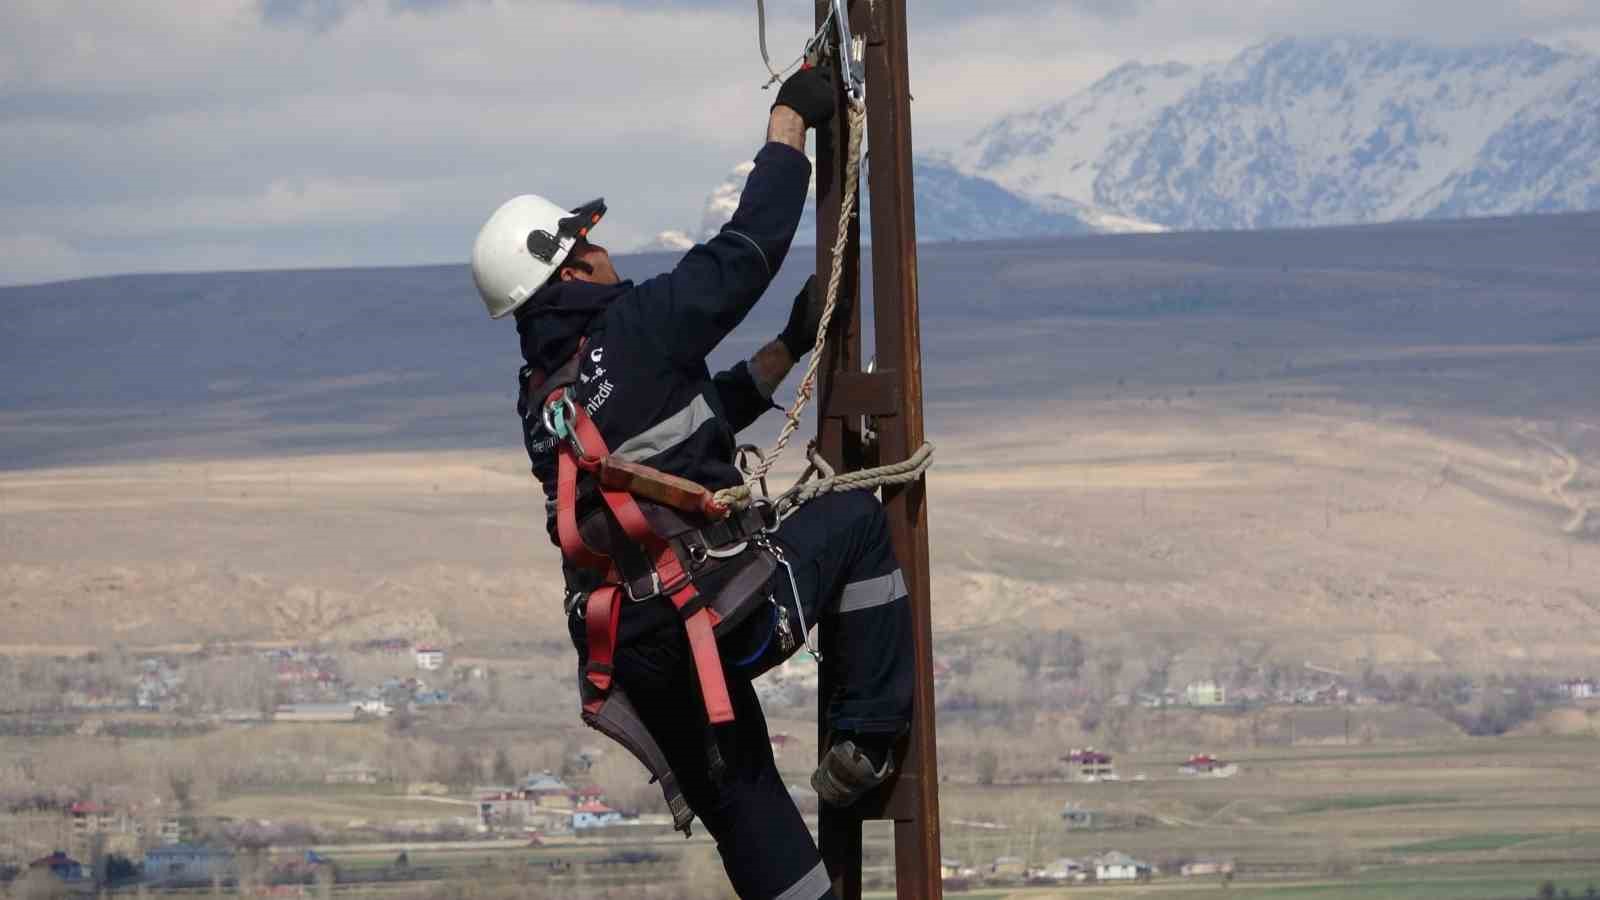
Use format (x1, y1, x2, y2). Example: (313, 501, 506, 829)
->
(541, 392, 573, 439)
(801, 1, 864, 105)
(759, 535, 821, 662)
(830, 0, 866, 105)
(541, 392, 587, 457)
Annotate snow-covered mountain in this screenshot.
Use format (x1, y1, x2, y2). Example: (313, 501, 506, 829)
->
(952, 36, 1600, 231)
(641, 155, 1156, 251)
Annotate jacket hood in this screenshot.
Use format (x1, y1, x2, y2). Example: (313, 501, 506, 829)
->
(515, 279, 633, 373)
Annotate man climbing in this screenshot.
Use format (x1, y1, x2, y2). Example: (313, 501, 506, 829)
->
(469, 66, 913, 900)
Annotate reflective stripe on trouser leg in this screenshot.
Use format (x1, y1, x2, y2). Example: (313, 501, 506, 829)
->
(824, 589, 913, 736)
(773, 860, 831, 900)
(837, 569, 907, 614)
(767, 492, 914, 737)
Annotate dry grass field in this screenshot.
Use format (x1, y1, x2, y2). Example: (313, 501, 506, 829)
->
(3, 386, 1596, 671)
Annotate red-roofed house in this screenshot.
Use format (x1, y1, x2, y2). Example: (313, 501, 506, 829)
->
(572, 800, 622, 830)
(30, 852, 85, 882)
(1180, 752, 1238, 778)
(1063, 748, 1115, 782)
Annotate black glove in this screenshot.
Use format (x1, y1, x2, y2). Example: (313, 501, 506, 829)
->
(778, 275, 821, 359)
(772, 66, 836, 129)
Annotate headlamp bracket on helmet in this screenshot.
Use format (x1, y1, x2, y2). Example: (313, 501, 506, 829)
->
(526, 198, 607, 264)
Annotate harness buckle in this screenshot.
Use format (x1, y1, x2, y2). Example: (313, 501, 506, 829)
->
(625, 570, 662, 603)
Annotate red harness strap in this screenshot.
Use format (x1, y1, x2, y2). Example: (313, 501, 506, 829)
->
(552, 390, 735, 725)
(582, 584, 621, 711)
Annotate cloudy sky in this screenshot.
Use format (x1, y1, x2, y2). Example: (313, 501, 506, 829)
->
(3, 0, 1599, 287)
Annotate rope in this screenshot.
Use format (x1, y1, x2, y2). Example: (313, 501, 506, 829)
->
(754, 0, 809, 88)
(711, 99, 935, 519)
(713, 99, 866, 512)
(720, 15, 935, 521)
(775, 441, 936, 520)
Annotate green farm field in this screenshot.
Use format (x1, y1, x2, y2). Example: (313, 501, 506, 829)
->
(86, 732, 1595, 898)
(855, 735, 1600, 898)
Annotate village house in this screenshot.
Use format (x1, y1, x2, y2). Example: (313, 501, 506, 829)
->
(1293, 682, 1351, 705)
(144, 845, 235, 886)
(69, 801, 124, 837)
(1185, 680, 1227, 707)
(1060, 802, 1098, 828)
(135, 661, 183, 710)
(1181, 858, 1236, 877)
(415, 647, 446, 671)
(1038, 858, 1087, 883)
(67, 801, 181, 856)
(28, 852, 86, 883)
(478, 788, 575, 834)
(1180, 753, 1238, 777)
(988, 856, 1027, 882)
(572, 799, 623, 830)
(520, 772, 576, 808)
(353, 638, 411, 656)
(1094, 850, 1153, 882)
(62, 689, 124, 710)
(1063, 748, 1116, 782)
(478, 773, 595, 832)
(478, 791, 529, 830)
(275, 703, 358, 723)
(1558, 678, 1597, 700)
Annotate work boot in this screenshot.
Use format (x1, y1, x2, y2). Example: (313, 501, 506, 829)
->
(811, 739, 894, 807)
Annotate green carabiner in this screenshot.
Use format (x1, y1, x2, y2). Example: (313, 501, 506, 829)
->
(541, 392, 575, 442)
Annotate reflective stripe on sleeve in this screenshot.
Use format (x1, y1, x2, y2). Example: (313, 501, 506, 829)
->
(611, 395, 716, 464)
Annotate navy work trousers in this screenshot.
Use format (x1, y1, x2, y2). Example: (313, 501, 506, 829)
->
(609, 491, 914, 900)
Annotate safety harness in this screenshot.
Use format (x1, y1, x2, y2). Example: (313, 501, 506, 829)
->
(526, 13, 938, 837)
(534, 346, 783, 834)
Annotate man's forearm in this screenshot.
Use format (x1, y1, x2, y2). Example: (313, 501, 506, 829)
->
(748, 338, 797, 398)
(767, 108, 806, 153)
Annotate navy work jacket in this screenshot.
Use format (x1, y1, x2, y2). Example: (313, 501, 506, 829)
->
(513, 142, 812, 638)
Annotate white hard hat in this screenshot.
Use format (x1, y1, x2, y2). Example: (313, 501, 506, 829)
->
(471, 195, 607, 319)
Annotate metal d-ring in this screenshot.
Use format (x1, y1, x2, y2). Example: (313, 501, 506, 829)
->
(705, 541, 749, 560)
(751, 497, 780, 534)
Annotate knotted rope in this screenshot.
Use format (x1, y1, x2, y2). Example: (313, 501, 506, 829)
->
(712, 98, 935, 519)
